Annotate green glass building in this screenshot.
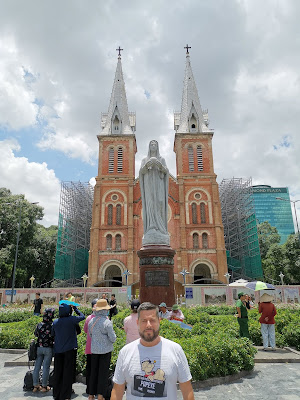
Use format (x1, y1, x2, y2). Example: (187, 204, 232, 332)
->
(252, 185, 294, 244)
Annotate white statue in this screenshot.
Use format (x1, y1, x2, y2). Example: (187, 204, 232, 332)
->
(139, 140, 170, 246)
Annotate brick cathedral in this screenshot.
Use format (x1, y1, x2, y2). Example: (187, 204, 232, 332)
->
(88, 49, 228, 294)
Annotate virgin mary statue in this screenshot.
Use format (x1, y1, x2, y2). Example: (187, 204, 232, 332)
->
(139, 140, 170, 246)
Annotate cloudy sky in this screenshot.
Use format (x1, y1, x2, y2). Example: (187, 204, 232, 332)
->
(0, 0, 300, 229)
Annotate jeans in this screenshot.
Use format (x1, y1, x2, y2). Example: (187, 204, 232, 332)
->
(33, 346, 53, 387)
(261, 323, 276, 348)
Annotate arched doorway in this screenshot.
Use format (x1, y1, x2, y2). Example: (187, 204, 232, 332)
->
(104, 265, 122, 287)
(194, 263, 211, 284)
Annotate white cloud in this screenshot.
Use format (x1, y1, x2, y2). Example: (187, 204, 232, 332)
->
(0, 0, 299, 228)
(0, 140, 60, 226)
(0, 36, 38, 130)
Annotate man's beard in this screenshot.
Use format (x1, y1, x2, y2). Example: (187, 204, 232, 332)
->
(139, 327, 159, 343)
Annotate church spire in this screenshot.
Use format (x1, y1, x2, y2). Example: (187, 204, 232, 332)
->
(101, 47, 135, 135)
(174, 45, 211, 134)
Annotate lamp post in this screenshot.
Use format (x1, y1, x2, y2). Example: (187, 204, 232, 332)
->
(279, 271, 284, 286)
(276, 197, 300, 243)
(82, 273, 88, 304)
(30, 276, 35, 289)
(224, 272, 231, 285)
(3, 200, 39, 303)
(279, 271, 285, 303)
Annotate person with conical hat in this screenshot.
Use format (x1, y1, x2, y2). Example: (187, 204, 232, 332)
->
(259, 293, 277, 351)
(236, 292, 250, 338)
(88, 298, 116, 400)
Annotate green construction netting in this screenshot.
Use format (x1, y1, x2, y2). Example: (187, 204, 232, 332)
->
(54, 214, 89, 280)
(226, 213, 264, 280)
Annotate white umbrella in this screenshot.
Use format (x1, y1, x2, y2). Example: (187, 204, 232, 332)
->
(228, 279, 249, 287)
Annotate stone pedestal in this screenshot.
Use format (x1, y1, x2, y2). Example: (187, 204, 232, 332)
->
(138, 245, 176, 307)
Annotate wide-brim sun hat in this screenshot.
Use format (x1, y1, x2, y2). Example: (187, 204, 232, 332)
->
(172, 304, 179, 310)
(159, 302, 167, 308)
(95, 299, 111, 311)
(260, 293, 274, 303)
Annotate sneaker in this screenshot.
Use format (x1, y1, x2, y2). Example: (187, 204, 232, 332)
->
(263, 348, 268, 351)
(271, 347, 276, 351)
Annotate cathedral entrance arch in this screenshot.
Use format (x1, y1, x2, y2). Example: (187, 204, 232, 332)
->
(98, 260, 125, 287)
(194, 263, 211, 284)
(104, 265, 122, 287)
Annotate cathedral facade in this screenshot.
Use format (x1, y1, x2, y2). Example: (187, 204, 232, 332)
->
(88, 50, 228, 293)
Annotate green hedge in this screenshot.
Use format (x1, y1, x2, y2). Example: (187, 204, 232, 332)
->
(1, 305, 300, 381)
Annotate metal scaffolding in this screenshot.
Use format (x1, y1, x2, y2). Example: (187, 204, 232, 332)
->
(219, 177, 263, 280)
(54, 181, 94, 283)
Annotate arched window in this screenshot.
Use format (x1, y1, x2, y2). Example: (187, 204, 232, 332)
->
(117, 147, 123, 173)
(197, 145, 203, 171)
(116, 204, 121, 225)
(202, 233, 208, 249)
(193, 233, 199, 249)
(108, 148, 114, 173)
(107, 204, 113, 225)
(115, 234, 121, 251)
(200, 203, 206, 223)
(192, 203, 198, 224)
(188, 146, 194, 172)
(106, 234, 112, 250)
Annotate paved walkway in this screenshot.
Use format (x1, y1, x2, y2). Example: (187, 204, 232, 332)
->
(1, 350, 300, 399)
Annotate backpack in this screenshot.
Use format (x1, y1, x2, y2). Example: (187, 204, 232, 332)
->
(23, 370, 34, 391)
(28, 339, 38, 361)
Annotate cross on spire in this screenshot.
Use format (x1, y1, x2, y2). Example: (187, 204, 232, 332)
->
(116, 46, 123, 57)
(184, 44, 191, 54)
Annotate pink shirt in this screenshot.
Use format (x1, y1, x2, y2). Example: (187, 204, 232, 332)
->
(84, 313, 95, 354)
(124, 313, 140, 344)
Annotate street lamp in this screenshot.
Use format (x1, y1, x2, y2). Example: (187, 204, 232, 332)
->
(30, 276, 35, 289)
(180, 269, 190, 285)
(276, 197, 300, 243)
(82, 273, 88, 288)
(279, 271, 284, 286)
(3, 200, 39, 303)
(224, 272, 231, 285)
(82, 273, 88, 304)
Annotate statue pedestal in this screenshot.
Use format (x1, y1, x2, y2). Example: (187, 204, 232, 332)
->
(138, 245, 176, 307)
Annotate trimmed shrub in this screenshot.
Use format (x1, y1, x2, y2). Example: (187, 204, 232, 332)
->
(1, 305, 300, 382)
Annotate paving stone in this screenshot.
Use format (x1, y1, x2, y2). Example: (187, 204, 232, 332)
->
(2, 352, 300, 399)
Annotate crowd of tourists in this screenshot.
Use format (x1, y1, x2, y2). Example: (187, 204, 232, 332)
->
(31, 292, 193, 400)
(30, 289, 277, 399)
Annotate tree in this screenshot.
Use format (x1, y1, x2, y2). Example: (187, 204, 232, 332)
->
(283, 234, 300, 284)
(0, 188, 58, 288)
(262, 243, 287, 284)
(257, 221, 281, 259)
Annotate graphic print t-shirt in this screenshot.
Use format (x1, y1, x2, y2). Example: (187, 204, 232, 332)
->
(113, 337, 192, 399)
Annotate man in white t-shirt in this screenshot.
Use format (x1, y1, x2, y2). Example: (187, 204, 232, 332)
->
(111, 302, 194, 400)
